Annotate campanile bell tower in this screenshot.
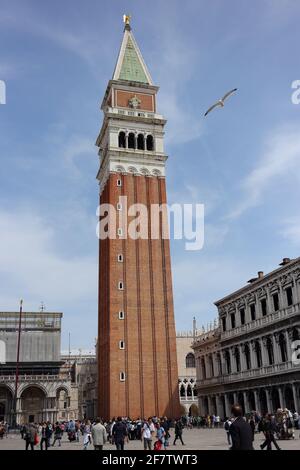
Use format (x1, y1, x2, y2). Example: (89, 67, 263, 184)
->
(96, 17, 180, 420)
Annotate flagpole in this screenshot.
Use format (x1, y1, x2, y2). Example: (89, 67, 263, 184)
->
(14, 299, 23, 427)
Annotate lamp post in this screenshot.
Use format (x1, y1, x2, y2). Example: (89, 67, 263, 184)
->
(13, 299, 23, 428)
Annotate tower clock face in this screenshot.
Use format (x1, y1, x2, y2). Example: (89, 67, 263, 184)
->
(128, 95, 141, 109)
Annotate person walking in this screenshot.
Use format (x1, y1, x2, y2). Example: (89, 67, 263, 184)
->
(249, 415, 256, 442)
(40, 422, 51, 450)
(91, 418, 107, 450)
(260, 414, 281, 450)
(113, 416, 128, 450)
(83, 419, 92, 450)
(52, 422, 63, 447)
(24, 422, 37, 451)
(142, 418, 155, 450)
(224, 418, 232, 445)
(229, 405, 254, 450)
(173, 419, 185, 446)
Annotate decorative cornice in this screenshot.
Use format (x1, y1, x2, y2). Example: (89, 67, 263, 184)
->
(215, 258, 300, 310)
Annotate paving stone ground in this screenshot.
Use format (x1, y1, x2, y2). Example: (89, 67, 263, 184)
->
(0, 427, 299, 451)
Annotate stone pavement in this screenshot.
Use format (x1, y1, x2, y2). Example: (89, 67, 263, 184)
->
(0, 428, 299, 450)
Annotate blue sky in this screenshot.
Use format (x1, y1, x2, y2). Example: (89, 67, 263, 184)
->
(0, 0, 300, 349)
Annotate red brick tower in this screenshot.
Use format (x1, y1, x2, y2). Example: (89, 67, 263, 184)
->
(96, 19, 180, 420)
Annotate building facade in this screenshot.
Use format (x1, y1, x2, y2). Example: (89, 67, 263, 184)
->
(176, 329, 198, 414)
(61, 349, 98, 420)
(193, 257, 300, 418)
(0, 311, 78, 424)
(96, 20, 180, 419)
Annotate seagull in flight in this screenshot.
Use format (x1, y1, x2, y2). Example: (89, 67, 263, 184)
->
(204, 88, 238, 116)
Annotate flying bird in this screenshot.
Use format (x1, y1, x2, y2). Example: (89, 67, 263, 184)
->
(204, 88, 238, 117)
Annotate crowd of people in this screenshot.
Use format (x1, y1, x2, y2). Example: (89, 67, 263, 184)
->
(5, 406, 300, 450)
(17, 415, 188, 451)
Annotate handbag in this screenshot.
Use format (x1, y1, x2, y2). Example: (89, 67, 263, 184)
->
(34, 433, 39, 445)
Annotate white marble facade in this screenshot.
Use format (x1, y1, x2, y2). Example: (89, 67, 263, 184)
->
(193, 257, 300, 418)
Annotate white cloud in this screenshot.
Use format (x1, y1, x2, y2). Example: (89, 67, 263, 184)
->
(172, 253, 251, 331)
(280, 217, 300, 245)
(0, 6, 104, 73)
(0, 208, 97, 309)
(227, 125, 300, 219)
(152, 24, 204, 145)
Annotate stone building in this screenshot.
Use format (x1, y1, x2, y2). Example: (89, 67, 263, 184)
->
(61, 349, 98, 420)
(176, 321, 198, 414)
(193, 257, 300, 418)
(0, 310, 78, 424)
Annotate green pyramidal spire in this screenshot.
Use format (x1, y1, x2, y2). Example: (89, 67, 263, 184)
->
(113, 22, 153, 85)
(119, 37, 149, 83)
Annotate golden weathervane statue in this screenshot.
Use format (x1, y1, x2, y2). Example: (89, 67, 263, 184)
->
(123, 14, 131, 30)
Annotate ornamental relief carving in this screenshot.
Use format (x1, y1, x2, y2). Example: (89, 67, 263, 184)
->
(294, 268, 300, 280)
(257, 287, 266, 298)
(280, 274, 293, 286)
(246, 293, 255, 303)
(268, 280, 280, 292)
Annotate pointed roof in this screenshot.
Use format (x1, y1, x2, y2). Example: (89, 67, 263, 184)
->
(113, 25, 153, 85)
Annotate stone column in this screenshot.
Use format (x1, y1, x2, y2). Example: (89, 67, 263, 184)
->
(255, 293, 261, 318)
(273, 333, 280, 363)
(243, 391, 250, 414)
(278, 386, 285, 409)
(266, 287, 272, 314)
(216, 395, 223, 419)
(212, 353, 218, 377)
(229, 348, 235, 374)
(285, 330, 292, 361)
(233, 392, 238, 404)
(244, 298, 250, 324)
(208, 396, 213, 415)
(292, 384, 299, 412)
(224, 394, 231, 418)
(239, 344, 246, 371)
(249, 341, 256, 370)
(260, 337, 268, 366)
(278, 281, 284, 310)
(254, 389, 260, 413)
(204, 355, 210, 378)
(265, 388, 272, 413)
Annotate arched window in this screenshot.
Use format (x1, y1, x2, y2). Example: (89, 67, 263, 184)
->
(186, 353, 196, 368)
(279, 333, 287, 362)
(137, 133, 145, 150)
(193, 387, 198, 397)
(266, 337, 274, 365)
(255, 341, 262, 368)
(187, 384, 192, 397)
(128, 132, 135, 149)
(146, 134, 154, 151)
(234, 347, 240, 372)
(180, 384, 185, 397)
(118, 131, 126, 148)
(244, 343, 251, 370)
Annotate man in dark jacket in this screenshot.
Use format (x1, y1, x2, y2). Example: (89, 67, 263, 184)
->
(260, 415, 281, 450)
(112, 417, 128, 450)
(229, 405, 254, 450)
(173, 419, 185, 446)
